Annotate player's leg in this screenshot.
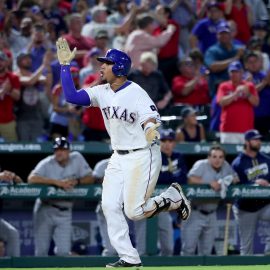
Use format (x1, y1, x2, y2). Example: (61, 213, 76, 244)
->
(102, 153, 141, 265)
(133, 219, 147, 256)
(181, 211, 204, 255)
(258, 204, 270, 254)
(0, 219, 20, 256)
(158, 212, 174, 256)
(197, 212, 216, 255)
(33, 201, 54, 256)
(122, 145, 190, 220)
(53, 209, 72, 256)
(96, 202, 117, 256)
(233, 206, 258, 255)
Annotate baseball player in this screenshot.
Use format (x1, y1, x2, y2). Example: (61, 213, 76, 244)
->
(232, 129, 270, 255)
(0, 169, 22, 256)
(134, 129, 188, 256)
(28, 137, 94, 256)
(56, 37, 191, 267)
(181, 145, 238, 256)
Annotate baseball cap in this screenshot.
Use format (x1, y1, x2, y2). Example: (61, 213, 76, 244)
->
(181, 106, 197, 118)
(53, 137, 70, 150)
(160, 129, 176, 141)
(228, 60, 243, 72)
(217, 22, 231, 34)
(244, 129, 262, 141)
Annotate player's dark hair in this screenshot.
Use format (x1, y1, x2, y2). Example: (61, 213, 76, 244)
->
(208, 145, 226, 157)
(136, 13, 154, 29)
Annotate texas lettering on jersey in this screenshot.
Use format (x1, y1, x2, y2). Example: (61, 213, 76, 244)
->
(102, 106, 136, 124)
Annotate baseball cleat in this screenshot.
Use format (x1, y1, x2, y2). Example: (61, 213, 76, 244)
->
(106, 259, 142, 268)
(171, 183, 191, 220)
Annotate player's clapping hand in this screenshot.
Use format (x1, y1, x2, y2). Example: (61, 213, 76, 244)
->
(56, 37, 77, 65)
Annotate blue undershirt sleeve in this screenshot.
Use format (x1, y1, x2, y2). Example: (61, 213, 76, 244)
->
(61, 65, 91, 106)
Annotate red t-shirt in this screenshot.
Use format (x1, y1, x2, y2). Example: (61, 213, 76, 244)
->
(82, 73, 106, 131)
(153, 19, 180, 59)
(172, 75, 210, 105)
(0, 72, 20, 123)
(217, 80, 258, 132)
(63, 33, 95, 68)
(221, 3, 251, 44)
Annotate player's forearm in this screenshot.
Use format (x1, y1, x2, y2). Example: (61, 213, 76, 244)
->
(61, 65, 91, 106)
(28, 174, 60, 186)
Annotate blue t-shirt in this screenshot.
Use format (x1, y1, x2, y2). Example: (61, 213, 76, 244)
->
(204, 42, 241, 97)
(232, 152, 270, 212)
(158, 151, 187, 185)
(192, 18, 224, 53)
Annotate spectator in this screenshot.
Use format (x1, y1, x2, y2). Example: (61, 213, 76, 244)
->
(244, 51, 270, 139)
(0, 51, 20, 141)
(181, 145, 238, 255)
(5, 16, 33, 70)
(50, 67, 82, 139)
(125, 12, 176, 69)
(81, 4, 137, 44)
(0, 168, 22, 257)
(93, 30, 110, 57)
(246, 36, 270, 72)
(39, 0, 68, 36)
(28, 137, 94, 256)
(190, 1, 225, 54)
(204, 22, 245, 97)
(245, 0, 269, 23)
(80, 47, 102, 85)
(26, 23, 51, 72)
(252, 21, 270, 56)
(232, 129, 270, 255)
(223, 0, 253, 44)
(15, 51, 52, 141)
(128, 51, 172, 113)
(172, 57, 210, 106)
(175, 106, 206, 142)
(153, 5, 180, 87)
(162, 0, 196, 54)
(134, 128, 187, 256)
(217, 61, 259, 144)
(63, 13, 95, 68)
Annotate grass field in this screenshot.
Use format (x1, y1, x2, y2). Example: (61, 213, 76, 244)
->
(4, 266, 269, 270)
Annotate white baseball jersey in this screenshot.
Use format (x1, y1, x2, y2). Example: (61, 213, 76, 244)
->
(85, 81, 160, 150)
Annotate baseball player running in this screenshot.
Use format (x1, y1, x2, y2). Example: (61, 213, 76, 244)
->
(56, 37, 191, 268)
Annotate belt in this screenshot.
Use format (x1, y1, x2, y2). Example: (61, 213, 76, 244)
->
(116, 142, 159, 155)
(116, 148, 143, 155)
(193, 207, 215, 215)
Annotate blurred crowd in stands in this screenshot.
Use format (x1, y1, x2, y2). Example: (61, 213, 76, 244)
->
(0, 0, 269, 143)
